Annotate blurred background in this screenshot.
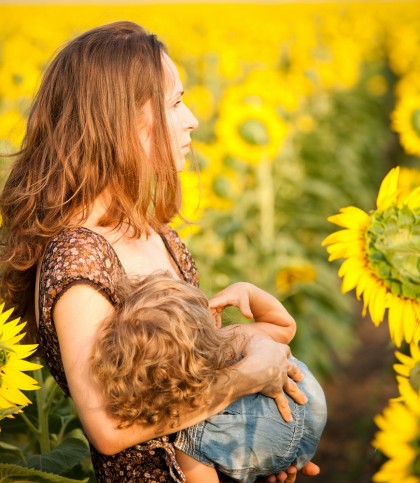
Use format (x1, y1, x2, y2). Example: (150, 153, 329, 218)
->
(0, 1, 419, 481)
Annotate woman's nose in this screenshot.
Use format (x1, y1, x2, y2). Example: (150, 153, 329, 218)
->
(184, 107, 199, 131)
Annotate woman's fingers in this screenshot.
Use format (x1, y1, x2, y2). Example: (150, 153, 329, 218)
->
(274, 392, 293, 422)
(287, 359, 304, 382)
(283, 376, 308, 405)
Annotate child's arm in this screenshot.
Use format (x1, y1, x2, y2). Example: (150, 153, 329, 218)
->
(209, 282, 296, 344)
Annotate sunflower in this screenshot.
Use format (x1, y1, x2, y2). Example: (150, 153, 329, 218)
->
(391, 95, 420, 157)
(372, 394, 420, 483)
(322, 167, 420, 346)
(276, 262, 317, 294)
(0, 304, 42, 422)
(215, 102, 288, 165)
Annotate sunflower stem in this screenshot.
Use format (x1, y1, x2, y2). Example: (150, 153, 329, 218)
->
(44, 377, 60, 414)
(19, 410, 40, 438)
(56, 413, 76, 445)
(34, 368, 51, 453)
(257, 157, 274, 252)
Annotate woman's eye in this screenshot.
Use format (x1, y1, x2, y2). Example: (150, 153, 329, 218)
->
(174, 100, 182, 108)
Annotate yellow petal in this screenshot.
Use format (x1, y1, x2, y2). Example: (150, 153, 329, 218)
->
(326, 243, 364, 262)
(369, 283, 387, 326)
(0, 305, 16, 328)
(322, 229, 362, 246)
(376, 167, 400, 212)
(362, 275, 376, 317)
(394, 350, 414, 367)
(327, 206, 370, 229)
(341, 265, 364, 293)
(6, 358, 43, 372)
(2, 320, 27, 341)
(0, 393, 18, 409)
(403, 186, 420, 210)
(409, 340, 420, 359)
(10, 344, 39, 359)
(393, 363, 411, 377)
(403, 299, 419, 345)
(0, 385, 31, 406)
(355, 271, 371, 299)
(388, 296, 405, 347)
(2, 370, 40, 391)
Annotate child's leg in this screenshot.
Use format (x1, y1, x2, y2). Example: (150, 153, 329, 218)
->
(175, 448, 219, 483)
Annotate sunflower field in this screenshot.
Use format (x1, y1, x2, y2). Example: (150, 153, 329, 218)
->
(0, 1, 419, 482)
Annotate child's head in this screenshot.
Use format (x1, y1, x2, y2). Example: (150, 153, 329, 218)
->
(90, 272, 241, 429)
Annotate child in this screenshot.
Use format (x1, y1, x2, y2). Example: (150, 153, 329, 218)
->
(90, 273, 327, 483)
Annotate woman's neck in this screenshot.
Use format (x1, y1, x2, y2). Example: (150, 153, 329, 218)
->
(81, 191, 113, 230)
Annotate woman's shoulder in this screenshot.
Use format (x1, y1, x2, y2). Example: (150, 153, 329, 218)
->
(45, 226, 114, 253)
(41, 226, 124, 292)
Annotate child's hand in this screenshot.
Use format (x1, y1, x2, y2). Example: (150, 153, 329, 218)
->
(209, 282, 254, 328)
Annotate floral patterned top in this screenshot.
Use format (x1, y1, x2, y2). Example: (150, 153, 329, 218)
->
(38, 225, 204, 483)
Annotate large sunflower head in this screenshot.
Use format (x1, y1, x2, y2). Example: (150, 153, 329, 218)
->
(322, 167, 420, 346)
(0, 305, 42, 424)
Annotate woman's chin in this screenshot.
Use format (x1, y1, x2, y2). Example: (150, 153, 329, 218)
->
(176, 157, 186, 172)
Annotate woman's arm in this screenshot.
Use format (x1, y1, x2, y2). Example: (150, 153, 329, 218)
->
(210, 282, 296, 343)
(54, 284, 306, 455)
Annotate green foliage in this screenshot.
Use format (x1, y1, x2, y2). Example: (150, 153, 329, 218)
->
(0, 368, 93, 482)
(0, 463, 88, 483)
(185, 63, 399, 377)
(26, 439, 90, 476)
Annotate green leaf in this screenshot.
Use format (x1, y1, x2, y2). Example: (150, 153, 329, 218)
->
(26, 438, 89, 476)
(0, 441, 24, 453)
(0, 463, 88, 482)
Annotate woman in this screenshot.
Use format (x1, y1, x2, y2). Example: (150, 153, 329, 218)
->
(0, 21, 319, 482)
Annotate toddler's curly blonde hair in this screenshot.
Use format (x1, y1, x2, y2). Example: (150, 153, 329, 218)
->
(90, 272, 244, 429)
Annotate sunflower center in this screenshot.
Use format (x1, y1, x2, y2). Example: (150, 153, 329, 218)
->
(239, 120, 269, 146)
(366, 205, 420, 299)
(410, 362, 420, 392)
(411, 109, 420, 137)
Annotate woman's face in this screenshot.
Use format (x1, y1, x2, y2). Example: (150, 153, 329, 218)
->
(163, 54, 199, 171)
(138, 54, 199, 172)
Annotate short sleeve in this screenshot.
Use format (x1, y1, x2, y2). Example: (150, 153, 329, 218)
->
(38, 227, 124, 395)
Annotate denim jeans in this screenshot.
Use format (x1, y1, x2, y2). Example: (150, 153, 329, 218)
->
(174, 359, 327, 483)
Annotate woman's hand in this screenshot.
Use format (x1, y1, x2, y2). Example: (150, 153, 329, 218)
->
(258, 462, 321, 482)
(236, 334, 307, 422)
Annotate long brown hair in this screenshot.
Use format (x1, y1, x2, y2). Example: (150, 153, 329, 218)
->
(0, 21, 181, 338)
(90, 272, 246, 429)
